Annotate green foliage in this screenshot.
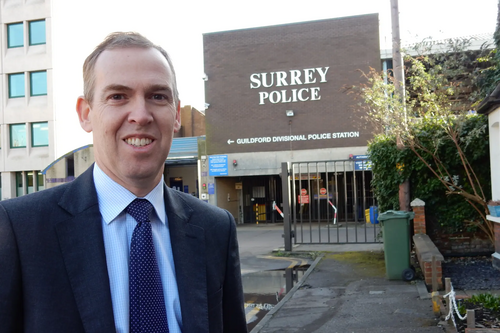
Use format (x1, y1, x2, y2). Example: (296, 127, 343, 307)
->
(353, 37, 494, 239)
(368, 115, 490, 233)
(476, 49, 500, 99)
(469, 293, 500, 312)
(457, 293, 500, 317)
(368, 135, 409, 212)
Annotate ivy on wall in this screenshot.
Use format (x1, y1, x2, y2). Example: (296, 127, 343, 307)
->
(368, 115, 490, 234)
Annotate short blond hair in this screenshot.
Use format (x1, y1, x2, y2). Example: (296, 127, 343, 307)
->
(82, 32, 179, 105)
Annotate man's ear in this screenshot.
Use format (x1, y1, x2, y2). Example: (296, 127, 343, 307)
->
(76, 96, 93, 133)
(173, 100, 181, 133)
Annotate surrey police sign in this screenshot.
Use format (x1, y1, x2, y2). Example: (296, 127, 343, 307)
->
(250, 67, 329, 105)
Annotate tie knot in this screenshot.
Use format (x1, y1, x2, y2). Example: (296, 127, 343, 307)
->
(126, 199, 154, 223)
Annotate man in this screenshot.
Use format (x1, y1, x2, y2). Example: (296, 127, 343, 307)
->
(0, 32, 248, 333)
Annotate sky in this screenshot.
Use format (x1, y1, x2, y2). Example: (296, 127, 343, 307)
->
(51, 0, 498, 157)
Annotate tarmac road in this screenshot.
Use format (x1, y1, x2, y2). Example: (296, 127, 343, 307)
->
(237, 223, 302, 274)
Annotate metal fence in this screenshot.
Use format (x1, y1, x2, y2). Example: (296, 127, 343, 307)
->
(283, 160, 381, 245)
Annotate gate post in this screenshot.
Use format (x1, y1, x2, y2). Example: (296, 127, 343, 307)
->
(281, 162, 292, 251)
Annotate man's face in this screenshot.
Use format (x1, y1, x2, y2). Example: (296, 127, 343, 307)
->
(77, 47, 181, 196)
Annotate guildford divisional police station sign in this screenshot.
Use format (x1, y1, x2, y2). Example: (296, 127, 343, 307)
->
(230, 132, 360, 145)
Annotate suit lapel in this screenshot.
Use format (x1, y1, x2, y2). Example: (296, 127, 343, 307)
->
(55, 166, 116, 332)
(165, 186, 209, 333)
(53, 169, 209, 332)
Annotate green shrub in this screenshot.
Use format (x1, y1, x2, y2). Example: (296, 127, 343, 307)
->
(368, 115, 490, 234)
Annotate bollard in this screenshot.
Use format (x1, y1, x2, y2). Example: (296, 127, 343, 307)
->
(432, 255, 438, 291)
(431, 291, 441, 316)
(445, 277, 451, 294)
(467, 309, 475, 328)
(256, 203, 259, 225)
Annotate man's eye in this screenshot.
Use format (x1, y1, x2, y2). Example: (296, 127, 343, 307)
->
(152, 94, 167, 100)
(110, 94, 124, 100)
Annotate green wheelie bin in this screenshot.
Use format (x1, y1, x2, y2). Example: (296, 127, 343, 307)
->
(378, 210, 415, 281)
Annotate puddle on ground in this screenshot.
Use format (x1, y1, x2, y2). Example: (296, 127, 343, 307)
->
(243, 266, 309, 331)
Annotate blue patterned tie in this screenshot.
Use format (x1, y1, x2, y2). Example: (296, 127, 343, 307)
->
(127, 199, 169, 333)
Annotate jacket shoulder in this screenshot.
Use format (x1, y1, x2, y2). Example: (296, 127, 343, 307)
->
(166, 188, 235, 226)
(1, 182, 71, 211)
(0, 166, 97, 219)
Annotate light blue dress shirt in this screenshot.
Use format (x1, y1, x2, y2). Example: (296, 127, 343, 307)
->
(94, 164, 183, 333)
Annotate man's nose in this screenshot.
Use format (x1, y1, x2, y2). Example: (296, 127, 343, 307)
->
(128, 98, 153, 125)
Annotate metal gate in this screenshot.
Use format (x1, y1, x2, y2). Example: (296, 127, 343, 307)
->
(281, 160, 381, 247)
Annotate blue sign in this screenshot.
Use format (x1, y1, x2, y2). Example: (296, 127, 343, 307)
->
(208, 183, 215, 195)
(209, 155, 228, 176)
(353, 155, 372, 170)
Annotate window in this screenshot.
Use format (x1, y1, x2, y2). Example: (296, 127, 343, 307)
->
(7, 22, 23, 48)
(26, 172, 34, 194)
(31, 122, 48, 147)
(37, 172, 44, 191)
(9, 73, 25, 98)
(30, 71, 47, 96)
(10, 124, 26, 148)
(29, 20, 45, 45)
(16, 172, 23, 197)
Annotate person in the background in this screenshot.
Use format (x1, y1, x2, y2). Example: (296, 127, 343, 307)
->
(0, 32, 247, 333)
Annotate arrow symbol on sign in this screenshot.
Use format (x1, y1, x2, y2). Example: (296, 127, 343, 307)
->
(227, 139, 234, 144)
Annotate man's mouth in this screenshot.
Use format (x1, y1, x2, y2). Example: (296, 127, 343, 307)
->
(125, 138, 152, 147)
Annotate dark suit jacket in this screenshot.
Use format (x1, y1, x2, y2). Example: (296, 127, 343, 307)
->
(0, 165, 247, 333)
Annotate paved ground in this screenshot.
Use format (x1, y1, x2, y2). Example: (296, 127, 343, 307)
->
(238, 223, 500, 333)
(237, 224, 445, 333)
(252, 249, 445, 333)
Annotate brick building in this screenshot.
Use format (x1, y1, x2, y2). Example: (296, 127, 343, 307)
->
(202, 14, 381, 223)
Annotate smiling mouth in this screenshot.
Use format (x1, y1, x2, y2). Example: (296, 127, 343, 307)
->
(125, 138, 153, 147)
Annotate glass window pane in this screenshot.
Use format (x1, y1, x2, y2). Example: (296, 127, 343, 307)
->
(9, 73, 25, 98)
(26, 172, 34, 194)
(29, 20, 45, 45)
(37, 172, 44, 191)
(16, 172, 23, 197)
(32, 122, 48, 147)
(30, 71, 47, 96)
(10, 124, 26, 148)
(7, 23, 23, 48)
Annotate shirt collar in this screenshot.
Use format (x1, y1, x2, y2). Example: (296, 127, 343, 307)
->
(93, 163, 166, 225)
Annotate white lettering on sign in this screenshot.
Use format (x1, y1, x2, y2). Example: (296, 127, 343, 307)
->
(236, 137, 272, 144)
(308, 133, 331, 140)
(332, 131, 360, 138)
(227, 132, 360, 145)
(272, 135, 307, 142)
(258, 87, 322, 105)
(250, 67, 329, 105)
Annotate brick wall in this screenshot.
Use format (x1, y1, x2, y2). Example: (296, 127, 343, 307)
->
(411, 198, 426, 234)
(203, 14, 380, 155)
(423, 260, 442, 289)
(175, 105, 206, 138)
(432, 235, 494, 256)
